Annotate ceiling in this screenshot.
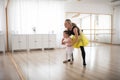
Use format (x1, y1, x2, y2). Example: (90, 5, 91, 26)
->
(66, 0, 120, 6)
(66, 0, 120, 3)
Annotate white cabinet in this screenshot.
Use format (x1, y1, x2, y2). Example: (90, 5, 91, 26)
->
(0, 34, 5, 54)
(12, 34, 56, 52)
(29, 34, 56, 50)
(12, 34, 28, 52)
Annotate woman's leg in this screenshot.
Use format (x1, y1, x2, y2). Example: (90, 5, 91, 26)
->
(71, 53, 74, 61)
(80, 46, 86, 65)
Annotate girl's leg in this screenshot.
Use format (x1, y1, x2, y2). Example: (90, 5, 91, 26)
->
(67, 47, 73, 62)
(63, 51, 68, 63)
(80, 46, 86, 66)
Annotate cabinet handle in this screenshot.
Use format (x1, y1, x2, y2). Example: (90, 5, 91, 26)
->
(18, 41, 21, 43)
(35, 41, 37, 42)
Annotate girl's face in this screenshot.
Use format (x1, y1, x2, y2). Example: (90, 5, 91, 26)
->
(63, 32, 69, 38)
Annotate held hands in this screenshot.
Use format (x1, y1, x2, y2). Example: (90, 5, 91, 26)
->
(61, 38, 65, 45)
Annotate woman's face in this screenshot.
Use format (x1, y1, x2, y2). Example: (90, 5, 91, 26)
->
(64, 21, 71, 29)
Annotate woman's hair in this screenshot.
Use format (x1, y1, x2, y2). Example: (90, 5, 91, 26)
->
(72, 22, 77, 27)
(65, 19, 82, 31)
(65, 19, 71, 22)
(63, 30, 71, 36)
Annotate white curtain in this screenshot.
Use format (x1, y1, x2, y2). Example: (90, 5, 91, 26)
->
(0, 0, 6, 51)
(0, 1, 6, 34)
(8, 0, 65, 48)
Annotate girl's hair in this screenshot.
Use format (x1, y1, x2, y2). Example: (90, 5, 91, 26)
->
(63, 30, 71, 36)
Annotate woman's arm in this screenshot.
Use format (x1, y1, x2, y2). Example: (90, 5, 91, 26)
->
(72, 28, 79, 45)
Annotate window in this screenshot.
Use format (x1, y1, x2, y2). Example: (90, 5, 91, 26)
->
(66, 12, 112, 44)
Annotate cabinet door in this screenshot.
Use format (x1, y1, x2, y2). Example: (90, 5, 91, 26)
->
(12, 35, 27, 50)
(29, 35, 43, 49)
(48, 34, 56, 39)
(48, 34, 56, 48)
(12, 35, 20, 50)
(19, 35, 27, 49)
(42, 34, 49, 48)
(34, 35, 42, 48)
(48, 39, 56, 48)
(29, 35, 35, 49)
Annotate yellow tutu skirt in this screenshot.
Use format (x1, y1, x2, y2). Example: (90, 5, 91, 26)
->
(70, 33, 89, 48)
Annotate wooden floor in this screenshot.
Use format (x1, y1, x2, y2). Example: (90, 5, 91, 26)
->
(1, 43, 120, 80)
(0, 54, 20, 80)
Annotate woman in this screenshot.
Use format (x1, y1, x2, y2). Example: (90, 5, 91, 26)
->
(64, 19, 86, 66)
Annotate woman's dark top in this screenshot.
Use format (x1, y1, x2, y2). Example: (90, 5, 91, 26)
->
(68, 26, 80, 36)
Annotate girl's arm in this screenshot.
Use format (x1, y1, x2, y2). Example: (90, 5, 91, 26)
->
(61, 38, 65, 45)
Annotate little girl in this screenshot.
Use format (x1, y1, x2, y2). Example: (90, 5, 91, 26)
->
(61, 30, 74, 64)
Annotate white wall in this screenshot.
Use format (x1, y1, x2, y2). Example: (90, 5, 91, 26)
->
(64, 1, 113, 14)
(112, 6, 120, 44)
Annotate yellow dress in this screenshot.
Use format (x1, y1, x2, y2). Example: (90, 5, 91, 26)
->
(70, 32, 89, 48)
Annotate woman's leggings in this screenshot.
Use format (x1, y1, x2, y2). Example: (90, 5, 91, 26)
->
(71, 46, 86, 62)
(80, 46, 86, 62)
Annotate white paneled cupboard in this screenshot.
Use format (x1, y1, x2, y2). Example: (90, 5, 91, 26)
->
(29, 34, 56, 49)
(12, 34, 56, 52)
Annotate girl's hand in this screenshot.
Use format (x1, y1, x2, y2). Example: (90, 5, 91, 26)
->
(61, 38, 65, 45)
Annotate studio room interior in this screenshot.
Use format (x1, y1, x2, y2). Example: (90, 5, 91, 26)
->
(0, 0, 120, 80)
